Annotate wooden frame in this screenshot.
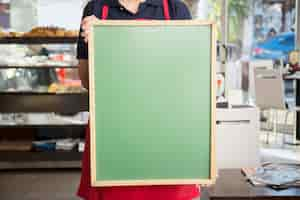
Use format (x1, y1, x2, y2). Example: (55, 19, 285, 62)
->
(89, 20, 216, 187)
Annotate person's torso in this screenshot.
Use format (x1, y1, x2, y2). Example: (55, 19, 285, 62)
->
(91, 0, 183, 20)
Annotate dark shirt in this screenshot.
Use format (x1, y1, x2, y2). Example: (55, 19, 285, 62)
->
(77, 0, 192, 59)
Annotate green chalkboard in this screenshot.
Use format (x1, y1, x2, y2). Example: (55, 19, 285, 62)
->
(89, 21, 216, 187)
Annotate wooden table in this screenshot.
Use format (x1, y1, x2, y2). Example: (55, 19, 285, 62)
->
(203, 169, 300, 200)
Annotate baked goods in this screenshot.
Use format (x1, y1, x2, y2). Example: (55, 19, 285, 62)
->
(0, 31, 9, 38)
(55, 29, 65, 37)
(24, 27, 78, 37)
(0, 30, 22, 38)
(48, 83, 60, 93)
(48, 83, 85, 93)
(64, 30, 79, 37)
(9, 32, 24, 37)
(24, 27, 59, 37)
(0, 27, 78, 38)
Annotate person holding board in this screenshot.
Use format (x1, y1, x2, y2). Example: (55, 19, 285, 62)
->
(77, 0, 200, 199)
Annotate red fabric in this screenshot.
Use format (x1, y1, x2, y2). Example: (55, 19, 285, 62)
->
(162, 0, 171, 20)
(78, 1, 200, 199)
(101, 5, 109, 20)
(77, 124, 200, 200)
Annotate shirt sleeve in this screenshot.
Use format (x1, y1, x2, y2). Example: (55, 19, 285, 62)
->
(77, 1, 94, 60)
(173, 0, 192, 20)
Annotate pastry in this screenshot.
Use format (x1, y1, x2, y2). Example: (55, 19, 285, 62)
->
(64, 30, 78, 37)
(55, 29, 65, 37)
(48, 83, 59, 93)
(9, 32, 23, 37)
(0, 31, 9, 38)
(20, 27, 79, 38)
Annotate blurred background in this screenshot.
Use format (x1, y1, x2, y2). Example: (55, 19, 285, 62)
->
(0, 0, 299, 199)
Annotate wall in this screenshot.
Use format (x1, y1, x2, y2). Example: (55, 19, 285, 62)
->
(37, 0, 85, 30)
(10, 0, 38, 32)
(9, 0, 86, 31)
(297, 0, 300, 49)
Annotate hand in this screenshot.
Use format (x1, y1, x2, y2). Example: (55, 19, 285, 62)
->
(81, 15, 99, 43)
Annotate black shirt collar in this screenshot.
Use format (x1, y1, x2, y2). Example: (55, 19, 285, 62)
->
(102, 0, 162, 7)
(145, 0, 163, 6)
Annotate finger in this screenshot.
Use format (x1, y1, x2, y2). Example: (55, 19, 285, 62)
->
(82, 32, 88, 43)
(82, 20, 95, 32)
(82, 31, 91, 43)
(82, 28, 90, 35)
(82, 16, 98, 29)
(80, 31, 86, 38)
(81, 20, 92, 31)
(81, 15, 97, 27)
(81, 15, 94, 25)
(81, 30, 90, 39)
(81, 23, 90, 31)
(82, 21, 92, 31)
(81, 31, 89, 39)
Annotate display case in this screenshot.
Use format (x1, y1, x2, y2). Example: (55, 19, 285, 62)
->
(0, 36, 88, 169)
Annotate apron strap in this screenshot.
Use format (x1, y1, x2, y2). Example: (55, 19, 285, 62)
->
(101, 0, 170, 20)
(102, 5, 109, 20)
(162, 0, 170, 20)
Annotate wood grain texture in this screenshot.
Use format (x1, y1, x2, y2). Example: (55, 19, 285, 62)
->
(210, 23, 217, 182)
(89, 25, 97, 186)
(92, 20, 215, 26)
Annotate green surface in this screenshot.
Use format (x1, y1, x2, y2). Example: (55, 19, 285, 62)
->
(92, 25, 212, 182)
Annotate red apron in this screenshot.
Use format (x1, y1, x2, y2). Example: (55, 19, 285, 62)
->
(77, 1, 200, 199)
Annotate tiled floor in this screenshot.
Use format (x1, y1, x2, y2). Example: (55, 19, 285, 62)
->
(0, 169, 81, 200)
(0, 169, 202, 200)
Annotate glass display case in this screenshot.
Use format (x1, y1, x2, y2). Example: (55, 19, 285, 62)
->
(0, 0, 88, 169)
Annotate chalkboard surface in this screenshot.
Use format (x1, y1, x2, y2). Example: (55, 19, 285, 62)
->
(89, 21, 216, 187)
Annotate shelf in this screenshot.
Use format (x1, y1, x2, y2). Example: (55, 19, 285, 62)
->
(0, 65, 78, 69)
(0, 37, 78, 44)
(0, 151, 82, 161)
(0, 151, 82, 169)
(0, 92, 86, 95)
(0, 124, 87, 128)
(0, 92, 89, 113)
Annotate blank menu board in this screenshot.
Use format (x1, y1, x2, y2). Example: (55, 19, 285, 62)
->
(89, 21, 216, 187)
